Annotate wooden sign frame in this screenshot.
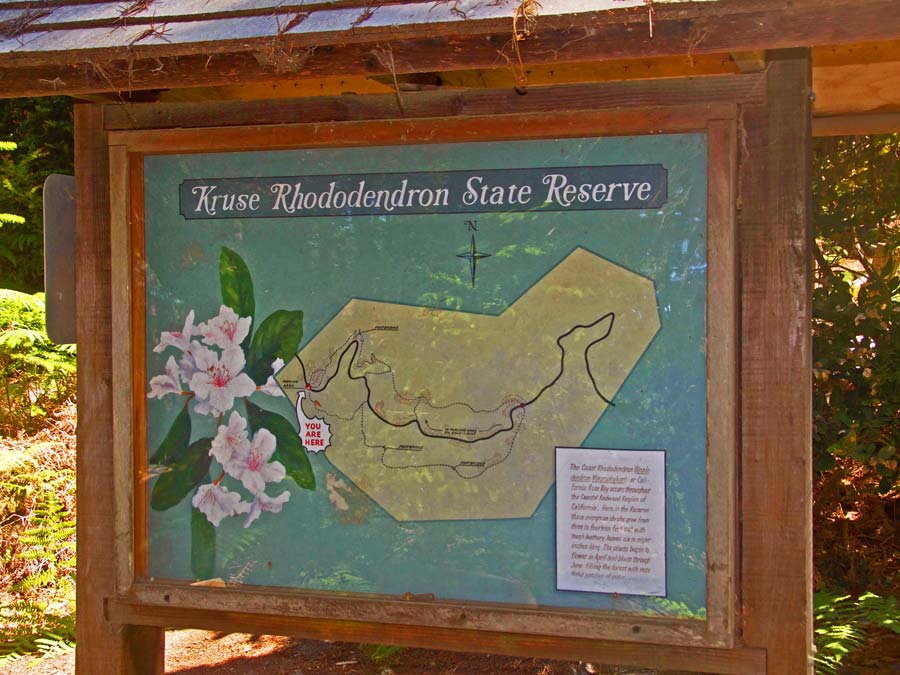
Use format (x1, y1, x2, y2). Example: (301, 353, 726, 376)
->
(76, 53, 812, 675)
(109, 108, 736, 646)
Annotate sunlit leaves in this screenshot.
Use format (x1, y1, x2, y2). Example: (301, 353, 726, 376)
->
(813, 133, 900, 492)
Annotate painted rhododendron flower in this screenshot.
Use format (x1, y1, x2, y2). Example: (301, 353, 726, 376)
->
(258, 357, 286, 397)
(210, 411, 252, 475)
(147, 356, 182, 399)
(192, 483, 251, 527)
(154, 309, 196, 353)
(178, 348, 200, 384)
(231, 428, 286, 495)
(243, 489, 291, 528)
(189, 344, 256, 417)
(197, 305, 251, 350)
(148, 296, 302, 531)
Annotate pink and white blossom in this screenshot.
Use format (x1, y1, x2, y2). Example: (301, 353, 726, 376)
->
(210, 411, 251, 475)
(197, 305, 251, 350)
(230, 428, 286, 495)
(154, 310, 196, 354)
(258, 357, 285, 397)
(147, 356, 183, 399)
(189, 345, 256, 416)
(243, 489, 290, 528)
(178, 344, 202, 384)
(192, 483, 250, 527)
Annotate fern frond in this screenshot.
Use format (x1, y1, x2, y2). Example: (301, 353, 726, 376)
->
(0, 213, 25, 225)
(0, 448, 37, 474)
(0, 328, 46, 348)
(0, 288, 44, 312)
(813, 589, 900, 674)
(18, 352, 76, 374)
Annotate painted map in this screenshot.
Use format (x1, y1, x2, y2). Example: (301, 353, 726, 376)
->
(277, 248, 659, 520)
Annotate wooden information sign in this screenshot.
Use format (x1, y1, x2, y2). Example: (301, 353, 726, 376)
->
(63, 49, 814, 675)
(98, 96, 758, 670)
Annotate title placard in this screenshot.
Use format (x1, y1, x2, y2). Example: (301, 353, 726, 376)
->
(179, 165, 668, 219)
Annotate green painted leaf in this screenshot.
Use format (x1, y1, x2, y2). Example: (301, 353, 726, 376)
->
(246, 400, 315, 490)
(150, 438, 213, 511)
(148, 406, 190, 465)
(245, 309, 303, 384)
(220, 247, 255, 347)
(190, 495, 216, 579)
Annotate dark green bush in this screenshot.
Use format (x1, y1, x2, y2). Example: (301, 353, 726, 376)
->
(0, 97, 73, 292)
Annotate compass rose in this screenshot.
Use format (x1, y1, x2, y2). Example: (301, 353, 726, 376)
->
(457, 234, 492, 288)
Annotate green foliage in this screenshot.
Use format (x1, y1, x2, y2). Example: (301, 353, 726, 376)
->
(0, 601, 75, 667)
(0, 97, 74, 292)
(813, 134, 900, 494)
(360, 643, 406, 668)
(0, 288, 76, 436)
(246, 309, 303, 383)
(814, 590, 900, 674)
(149, 404, 191, 465)
(150, 437, 213, 511)
(220, 246, 255, 348)
(13, 491, 76, 591)
(0, 140, 24, 230)
(191, 498, 216, 579)
(0, 426, 76, 665)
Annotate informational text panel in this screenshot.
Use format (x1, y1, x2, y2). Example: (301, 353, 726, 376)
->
(556, 447, 666, 596)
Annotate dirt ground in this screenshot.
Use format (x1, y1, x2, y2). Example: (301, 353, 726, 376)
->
(0, 630, 637, 675)
(3, 626, 900, 674)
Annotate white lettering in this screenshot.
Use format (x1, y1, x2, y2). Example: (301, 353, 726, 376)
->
(270, 183, 293, 212)
(192, 185, 218, 214)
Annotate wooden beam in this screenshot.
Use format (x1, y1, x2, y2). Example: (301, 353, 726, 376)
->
(813, 39, 900, 67)
(813, 59, 900, 116)
(730, 51, 767, 73)
(813, 111, 900, 136)
(109, 599, 767, 675)
(1, 0, 899, 98)
(155, 53, 743, 103)
(102, 74, 765, 131)
(74, 103, 165, 675)
(737, 50, 814, 674)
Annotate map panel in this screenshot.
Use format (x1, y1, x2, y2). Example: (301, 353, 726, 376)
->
(142, 134, 708, 617)
(278, 248, 660, 520)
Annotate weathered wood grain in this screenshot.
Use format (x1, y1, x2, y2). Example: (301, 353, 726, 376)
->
(108, 143, 134, 595)
(814, 58, 900, 116)
(74, 102, 165, 674)
(106, 104, 731, 153)
(813, 111, 900, 136)
(109, 598, 767, 675)
(123, 577, 709, 646)
(102, 75, 764, 130)
(1, 0, 899, 98)
(705, 115, 739, 646)
(738, 50, 814, 674)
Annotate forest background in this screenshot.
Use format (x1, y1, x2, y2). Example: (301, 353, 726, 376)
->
(0, 97, 897, 674)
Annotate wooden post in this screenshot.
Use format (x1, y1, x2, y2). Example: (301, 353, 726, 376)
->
(75, 103, 165, 675)
(738, 50, 814, 674)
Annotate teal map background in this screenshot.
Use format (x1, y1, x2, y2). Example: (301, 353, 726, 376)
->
(144, 134, 708, 615)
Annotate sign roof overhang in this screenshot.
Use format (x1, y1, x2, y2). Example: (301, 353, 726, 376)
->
(0, 0, 899, 99)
